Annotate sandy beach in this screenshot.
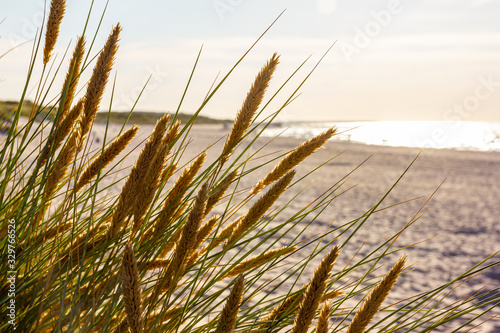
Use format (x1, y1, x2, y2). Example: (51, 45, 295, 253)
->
(88, 122, 498, 331)
(16, 120, 498, 331)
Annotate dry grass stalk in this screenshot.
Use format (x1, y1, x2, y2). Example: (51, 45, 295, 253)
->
(153, 306, 185, 323)
(160, 162, 177, 186)
(184, 215, 222, 267)
(17, 221, 73, 255)
(48, 267, 120, 329)
(66, 269, 125, 321)
(43, 0, 66, 65)
(142, 152, 206, 242)
(157, 201, 192, 257)
(118, 307, 185, 332)
(215, 275, 245, 333)
(220, 53, 279, 165)
(75, 125, 139, 192)
(134, 114, 170, 168)
(158, 218, 184, 258)
(316, 303, 331, 333)
(55, 98, 84, 151)
(39, 221, 73, 243)
(145, 258, 171, 271)
(58, 36, 85, 122)
(107, 114, 170, 239)
(142, 121, 181, 214)
(223, 245, 296, 279)
(25, 222, 73, 254)
(172, 202, 190, 222)
(78, 24, 121, 151)
(193, 214, 220, 251)
(199, 216, 243, 255)
(154, 308, 183, 325)
(164, 119, 181, 149)
(129, 113, 171, 190)
(121, 243, 144, 333)
(106, 190, 134, 241)
(62, 236, 103, 270)
(205, 170, 238, 216)
(132, 137, 171, 234)
(291, 245, 340, 333)
(260, 288, 304, 330)
(346, 255, 407, 333)
(63, 223, 109, 263)
(159, 182, 209, 293)
(112, 315, 129, 333)
(21, 218, 75, 256)
(160, 152, 207, 219)
(224, 170, 295, 249)
(322, 289, 344, 301)
(42, 127, 79, 209)
(36, 99, 83, 172)
(251, 127, 337, 195)
(185, 250, 200, 268)
(27, 46, 84, 179)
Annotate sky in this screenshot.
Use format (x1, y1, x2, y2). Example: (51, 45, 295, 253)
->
(0, 0, 499, 122)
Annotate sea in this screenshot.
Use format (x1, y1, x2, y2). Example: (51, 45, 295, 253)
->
(260, 121, 500, 152)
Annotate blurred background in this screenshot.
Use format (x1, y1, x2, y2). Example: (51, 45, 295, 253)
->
(1, 0, 499, 149)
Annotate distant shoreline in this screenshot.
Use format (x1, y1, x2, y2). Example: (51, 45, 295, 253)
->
(0, 100, 230, 125)
(2, 100, 499, 153)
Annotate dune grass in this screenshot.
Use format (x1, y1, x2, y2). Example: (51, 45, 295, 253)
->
(0, 1, 499, 332)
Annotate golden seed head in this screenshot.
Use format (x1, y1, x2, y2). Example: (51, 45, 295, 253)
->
(80, 24, 121, 146)
(205, 170, 238, 216)
(76, 125, 139, 192)
(159, 182, 209, 293)
(221, 53, 279, 165)
(346, 255, 407, 333)
(59, 36, 86, 123)
(43, 0, 66, 65)
(121, 242, 144, 333)
(252, 127, 337, 195)
(151, 152, 207, 238)
(291, 246, 340, 333)
(225, 170, 295, 248)
(316, 303, 331, 333)
(215, 275, 245, 333)
(223, 246, 296, 279)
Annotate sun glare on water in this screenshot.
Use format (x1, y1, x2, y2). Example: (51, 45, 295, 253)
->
(262, 121, 500, 152)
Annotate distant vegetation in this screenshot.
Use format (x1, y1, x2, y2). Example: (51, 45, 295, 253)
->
(94, 110, 228, 125)
(0, 100, 228, 125)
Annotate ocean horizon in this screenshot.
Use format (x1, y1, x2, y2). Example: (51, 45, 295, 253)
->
(260, 120, 500, 152)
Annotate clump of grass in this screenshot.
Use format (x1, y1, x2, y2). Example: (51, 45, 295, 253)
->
(0, 1, 498, 332)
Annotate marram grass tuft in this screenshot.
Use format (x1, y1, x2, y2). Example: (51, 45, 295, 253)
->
(0, 1, 498, 332)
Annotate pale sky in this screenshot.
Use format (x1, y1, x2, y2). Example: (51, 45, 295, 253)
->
(1, 0, 499, 122)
